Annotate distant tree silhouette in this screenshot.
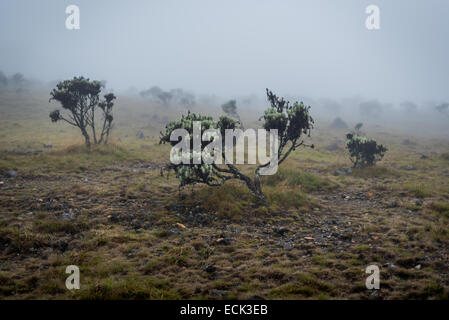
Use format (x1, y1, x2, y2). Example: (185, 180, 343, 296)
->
(436, 102, 449, 115)
(354, 122, 363, 135)
(359, 100, 383, 118)
(221, 99, 243, 128)
(400, 101, 418, 113)
(141, 86, 195, 108)
(0, 71, 7, 88)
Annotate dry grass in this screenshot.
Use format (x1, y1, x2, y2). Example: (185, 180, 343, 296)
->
(1, 91, 449, 300)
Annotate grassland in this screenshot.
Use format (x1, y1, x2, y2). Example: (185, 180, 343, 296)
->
(1, 90, 449, 299)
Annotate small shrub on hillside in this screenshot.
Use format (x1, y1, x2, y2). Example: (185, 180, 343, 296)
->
(345, 133, 387, 168)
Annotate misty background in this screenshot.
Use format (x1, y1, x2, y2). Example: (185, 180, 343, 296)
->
(1, 0, 449, 135)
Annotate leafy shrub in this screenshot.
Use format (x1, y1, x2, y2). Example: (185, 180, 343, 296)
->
(345, 133, 387, 168)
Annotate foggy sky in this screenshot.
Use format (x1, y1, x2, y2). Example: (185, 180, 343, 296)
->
(1, 0, 448, 103)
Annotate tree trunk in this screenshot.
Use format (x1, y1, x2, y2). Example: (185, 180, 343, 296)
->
(239, 170, 266, 206)
(253, 168, 266, 206)
(81, 129, 91, 149)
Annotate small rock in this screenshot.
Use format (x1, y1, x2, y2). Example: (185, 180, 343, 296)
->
(415, 264, 422, 270)
(204, 264, 216, 273)
(331, 232, 340, 238)
(169, 228, 181, 235)
(136, 131, 145, 139)
(60, 212, 76, 221)
(25, 212, 33, 216)
(127, 248, 139, 258)
(415, 200, 423, 206)
(176, 222, 186, 229)
(283, 242, 293, 251)
(210, 289, 225, 297)
(7, 170, 17, 178)
(406, 165, 415, 171)
(273, 227, 289, 236)
(390, 201, 399, 208)
(334, 168, 352, 176)
(215, 238, 231, 245)
(313, 207, 320, 212)
(43, 142, 53, 148)
(57, 241, 69, 252)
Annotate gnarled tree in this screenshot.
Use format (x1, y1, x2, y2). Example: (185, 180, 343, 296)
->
(49, 77, 116, 147)
(160, 89, 314, 205)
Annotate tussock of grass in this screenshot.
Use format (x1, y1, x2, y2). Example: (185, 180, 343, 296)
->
(184, 183, 253, 219)
(265, 186, 311, 210)
(185, 180, 314, 218)
(143, 260, 165, 274)
(0, 273, 41, 296)
(0, 144, 138, 172)
(352, 166, 400, 179)
(430, 202, 449, 218)
(264, 167, 336, 192)
(402, 183, 432, 198)
(76, 277, 182, 300)
(40, 280, 65, 295)
(164, 247, 191, 267)
(0, 227, 49, 253)
(48, 144, 131, 165)
(269, 273, 334, 298)
(406, 280, 448, 299)
(34, 219, 89, 234)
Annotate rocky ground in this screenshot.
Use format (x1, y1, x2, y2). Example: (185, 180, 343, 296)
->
(1, 145, 448, 299)
(0, 92, 448, 299)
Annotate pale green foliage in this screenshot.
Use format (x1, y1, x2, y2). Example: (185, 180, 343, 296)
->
(160, 89, 315, 204)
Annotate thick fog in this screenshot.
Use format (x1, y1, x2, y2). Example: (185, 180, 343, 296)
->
(1, 0, 449, 105)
